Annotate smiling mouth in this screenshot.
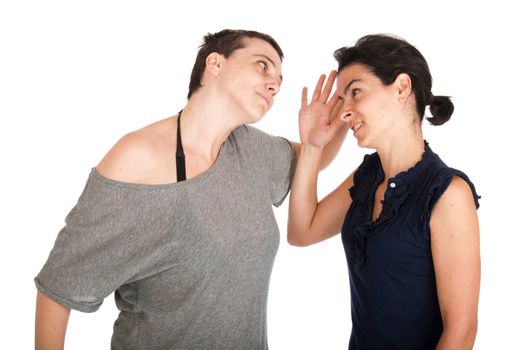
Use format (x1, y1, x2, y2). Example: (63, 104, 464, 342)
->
(351, 122, 363, 134)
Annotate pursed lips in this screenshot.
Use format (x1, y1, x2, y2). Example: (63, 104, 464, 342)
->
(257, 92, 272, 109)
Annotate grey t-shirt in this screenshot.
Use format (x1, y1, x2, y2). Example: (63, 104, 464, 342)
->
(35, 125, 295, 350)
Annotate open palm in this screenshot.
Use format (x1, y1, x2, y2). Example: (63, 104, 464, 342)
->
(299, 70, 343, 148)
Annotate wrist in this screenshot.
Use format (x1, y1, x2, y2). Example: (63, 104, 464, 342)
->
(300, 143, 323, 159)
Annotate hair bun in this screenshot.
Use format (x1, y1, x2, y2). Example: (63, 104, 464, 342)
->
(427, 95, 454, 126)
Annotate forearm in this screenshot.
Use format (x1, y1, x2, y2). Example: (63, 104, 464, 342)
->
(436, 322, 478, 350)
(35, 291, 71, 350)
(319, 114, 348, 170)
(288, 144, 322, 246)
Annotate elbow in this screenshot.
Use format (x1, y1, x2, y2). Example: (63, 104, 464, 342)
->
(442, 316, 478, 348)
(459, 319, 478, 345)
(287, 235, 310, 247)
(287, 228, 313, 247)
(466, 318, 478, 344)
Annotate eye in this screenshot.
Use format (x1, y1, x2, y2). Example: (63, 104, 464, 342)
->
(351, 88, 360, 98)
(257, 61, 268, 71)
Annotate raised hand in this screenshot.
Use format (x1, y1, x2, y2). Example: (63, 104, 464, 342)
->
(299, 70, 345, 148)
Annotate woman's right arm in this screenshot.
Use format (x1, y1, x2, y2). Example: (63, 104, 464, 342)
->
(287, 72, 354, 247)
(287, 143, 354, 246)
(35, 291, 71, 350)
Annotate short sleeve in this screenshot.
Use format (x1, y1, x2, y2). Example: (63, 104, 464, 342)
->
(248, 126, 296, 206)
(422, 168, 480, 235)
(35, 170, 170, 312)
(266, 135, 296, 206)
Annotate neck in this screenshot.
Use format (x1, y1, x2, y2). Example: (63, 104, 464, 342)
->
(376, 122, 425, 179)
(179, 92, 241, 162)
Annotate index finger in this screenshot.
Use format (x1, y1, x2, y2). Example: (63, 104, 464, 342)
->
(301, 87, 308, 108)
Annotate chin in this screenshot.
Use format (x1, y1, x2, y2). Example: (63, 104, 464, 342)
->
(356, 137, 373, 150)
(244, 112, 265, 125)
(355, 137, 366, 148)
(249, 106, 268, 123)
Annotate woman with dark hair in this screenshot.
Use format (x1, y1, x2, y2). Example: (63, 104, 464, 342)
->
(288, 34, 480, 349)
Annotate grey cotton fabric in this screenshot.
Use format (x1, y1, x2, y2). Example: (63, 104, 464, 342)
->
(35, 125, 296, 350)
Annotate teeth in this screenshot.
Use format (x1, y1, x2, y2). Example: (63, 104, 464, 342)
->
(353, 122, 362, 132)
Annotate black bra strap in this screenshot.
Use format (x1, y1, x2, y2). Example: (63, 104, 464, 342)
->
(176, 110, 186, 181)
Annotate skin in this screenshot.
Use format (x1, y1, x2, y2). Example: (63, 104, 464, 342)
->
(35, 292, 70, 350)
(431, 176, 480, 350)
(288, 63, 480, 349)
(35, 37, 347, 349)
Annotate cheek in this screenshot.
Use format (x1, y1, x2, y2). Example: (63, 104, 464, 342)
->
(362, 94, 390, 115)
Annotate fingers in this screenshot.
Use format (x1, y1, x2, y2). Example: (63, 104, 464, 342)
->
(327, 91, 341, 118)
(310, 70, 337, 104)
(311, 74, 326, 102)
(301, 87, 308, 108)
(320, 70, 337, 102)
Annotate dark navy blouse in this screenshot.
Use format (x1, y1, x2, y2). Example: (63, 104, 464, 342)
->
(341, 143, 479, 350)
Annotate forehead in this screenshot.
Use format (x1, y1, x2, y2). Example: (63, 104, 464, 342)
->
(234, 38, 282, 65)
(336, 63, 374, 92)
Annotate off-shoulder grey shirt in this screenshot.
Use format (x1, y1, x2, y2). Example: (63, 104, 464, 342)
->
(35, 125, 295, 350)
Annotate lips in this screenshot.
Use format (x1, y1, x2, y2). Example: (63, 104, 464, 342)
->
(350, 121, 363, 134)
(257, 92, 272, 109)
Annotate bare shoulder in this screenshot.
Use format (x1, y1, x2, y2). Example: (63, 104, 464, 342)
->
(96, 117, 176, 184)
(435, 176, 476, 210)
(430, 175, 479, 233)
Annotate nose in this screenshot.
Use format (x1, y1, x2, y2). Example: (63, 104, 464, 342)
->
(266, 78, 280, 96)
(339, 102, 354, 122)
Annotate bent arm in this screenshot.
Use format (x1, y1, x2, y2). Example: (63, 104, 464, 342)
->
(35, 291, 71, 350)
(431, 177, 480, 350)
(287, 142, 353, 246)
(288, 72, 352, 246)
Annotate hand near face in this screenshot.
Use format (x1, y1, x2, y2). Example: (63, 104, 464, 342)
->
(299, 70, 345, 148)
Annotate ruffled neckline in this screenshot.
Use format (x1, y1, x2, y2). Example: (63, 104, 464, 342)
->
(384, 141, 434, 193)
(347, 141, 434, 271)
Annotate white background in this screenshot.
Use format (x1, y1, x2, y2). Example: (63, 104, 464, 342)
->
(1, 0, 525, 348)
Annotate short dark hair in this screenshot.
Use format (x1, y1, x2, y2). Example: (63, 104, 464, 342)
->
(187, 29, 284, 99)
(334, 34, 453, 126)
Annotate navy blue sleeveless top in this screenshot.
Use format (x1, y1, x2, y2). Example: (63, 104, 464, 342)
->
(341, 142, 480, 350)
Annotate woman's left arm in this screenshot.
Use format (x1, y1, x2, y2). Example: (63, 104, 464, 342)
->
(431, 176, 480, 350)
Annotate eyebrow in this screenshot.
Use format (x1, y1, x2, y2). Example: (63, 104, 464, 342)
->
(343, 79, 362, 95)
(255, 54, 283, 84)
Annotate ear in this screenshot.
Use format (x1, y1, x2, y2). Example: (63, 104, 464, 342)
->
(395, 73, 412, 103)
(204, 52, 225, 77)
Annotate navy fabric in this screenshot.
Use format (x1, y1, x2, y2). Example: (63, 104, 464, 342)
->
(341, 142, 480, 350)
